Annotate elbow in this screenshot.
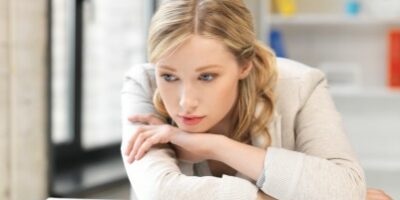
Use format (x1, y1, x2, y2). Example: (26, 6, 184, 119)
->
(134, 171, 182, 200)
(120, 154, 163, 200)
(128, 173, 164, 200)
(297, 161, 367, 200)
(133, 188, 158, 200)
(344, 167, 367, 200)
(153, 171, 183, 199)
(321, 159, 367, 199)
(121, 146, 181, 200)
(330, 165, 367, 200)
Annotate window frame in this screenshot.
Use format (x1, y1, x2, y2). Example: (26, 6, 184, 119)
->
(51, 0, 121, 169)
(49, 0, 158, 196)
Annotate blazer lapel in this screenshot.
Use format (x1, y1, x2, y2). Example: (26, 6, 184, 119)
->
(268, 111, 282, 148)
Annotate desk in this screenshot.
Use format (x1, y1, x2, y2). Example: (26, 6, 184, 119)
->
(47, 198, 117, 200)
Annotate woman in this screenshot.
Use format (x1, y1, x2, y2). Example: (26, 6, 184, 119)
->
(121, 0, 392, 199)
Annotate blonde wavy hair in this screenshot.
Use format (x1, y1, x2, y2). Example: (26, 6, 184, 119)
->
(148, 0, 278, 148)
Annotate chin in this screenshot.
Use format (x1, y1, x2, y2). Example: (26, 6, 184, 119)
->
(176, 123, 209, 133)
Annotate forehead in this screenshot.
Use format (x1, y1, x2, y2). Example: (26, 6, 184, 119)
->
(156, 35, 238, 71)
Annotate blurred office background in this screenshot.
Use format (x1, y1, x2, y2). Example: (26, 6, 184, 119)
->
(0, 0, 399, 199)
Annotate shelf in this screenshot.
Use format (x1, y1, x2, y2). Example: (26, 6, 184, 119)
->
(270, 14, 400, 26)
(329, 87, 400, 98)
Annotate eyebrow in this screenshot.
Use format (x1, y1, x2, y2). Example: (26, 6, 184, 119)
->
(159, 64, 222, 72)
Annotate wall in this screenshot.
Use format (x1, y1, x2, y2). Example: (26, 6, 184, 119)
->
(0, 0, 49, 199)
(0, 0, 10, 198)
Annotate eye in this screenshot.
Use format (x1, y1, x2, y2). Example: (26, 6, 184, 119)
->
(199, 73, 217, 81)
(160, 74, 178, 82)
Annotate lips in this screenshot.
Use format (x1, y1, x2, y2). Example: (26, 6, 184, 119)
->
(179, 115, 205, 126)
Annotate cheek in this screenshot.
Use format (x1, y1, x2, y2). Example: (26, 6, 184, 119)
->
(207, 80, 238, 114)
(158, 84, 180, 111)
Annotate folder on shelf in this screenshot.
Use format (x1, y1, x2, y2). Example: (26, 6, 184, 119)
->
(272, 0, 297, 16)
(269, 29, 287, 58)
(388, 29, 400, 88)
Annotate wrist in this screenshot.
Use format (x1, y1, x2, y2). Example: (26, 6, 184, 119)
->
(207, 134, 230, 160)
(170, 128, 186, 146)
(170, 129, 231, 161)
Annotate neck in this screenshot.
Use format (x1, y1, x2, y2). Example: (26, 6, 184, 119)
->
(208, 100, 238, 136)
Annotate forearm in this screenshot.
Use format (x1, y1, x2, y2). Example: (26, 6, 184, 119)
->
(170, 131, 221, 160)
(171, 131, 266, 181)
(123, 145, 260, 200)
(210, 135, 266, 181)
(170, 143, 206, 163)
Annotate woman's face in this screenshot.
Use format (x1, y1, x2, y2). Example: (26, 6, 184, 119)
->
(155, 35, 252, 134)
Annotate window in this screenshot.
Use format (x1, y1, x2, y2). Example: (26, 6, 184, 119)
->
(81, 0, 147, 149)
(51, 0, 75, 145)
(50, 0, 155, 197)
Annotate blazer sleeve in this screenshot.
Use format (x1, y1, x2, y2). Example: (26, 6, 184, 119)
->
(256, 68, 367, 200)
(120, 65, 259, 200)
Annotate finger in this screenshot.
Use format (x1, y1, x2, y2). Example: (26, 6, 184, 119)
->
(368, 189, 384, 194)
(366, 194, 379, 200)
(367, 190, 392, 200)
(125, 132, 138, 156)
(367, 194, 389, 200)
(146, 113, 165, 125)
(135, 136, 159, 160)
(124, 126, 150, 156)
(128, 130, 152, 163)
(367, 189, 390, 197)
(128, 114, 153, 124)
(128, 115, 143, 123)
(149, 116, 164, 125)
(129, 114, 164, 125)
(133, 125, 172, 160)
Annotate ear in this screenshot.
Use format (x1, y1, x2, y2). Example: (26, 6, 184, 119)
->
(238, 61, 253, 80)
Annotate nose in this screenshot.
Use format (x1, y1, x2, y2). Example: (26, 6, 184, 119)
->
(179, 85, 199, 114)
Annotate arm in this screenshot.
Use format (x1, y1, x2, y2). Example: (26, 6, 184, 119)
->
(171, 131, 266, 182)
(180, 68, 367, 199)
(190, 68, 366, 199)
(124, 114, 265, 184)
(120, 65, 259, 200)
(125, 112, 264, 182)
(256, 69, 366, 199)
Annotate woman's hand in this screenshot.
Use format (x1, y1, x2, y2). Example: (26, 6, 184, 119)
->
(124, 114, 183, 163)
(127, 113, 166, 126)
(367, 188, 393, 200)
(171, 143, 207, 163)
(125, 113, 219, 163)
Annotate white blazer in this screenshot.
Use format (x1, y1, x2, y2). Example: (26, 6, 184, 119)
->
(120, 57, 366, 200)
